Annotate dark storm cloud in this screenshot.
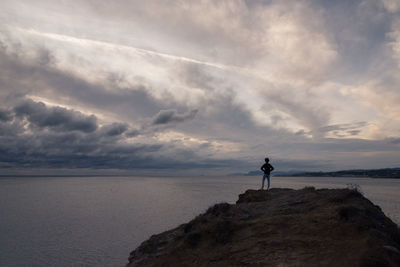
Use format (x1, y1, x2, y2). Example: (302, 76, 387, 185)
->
(100, 122, 128, 137)
(0, 109, 12, 122)
(151, 109, 198, 125)
(0, 124, 245, 170)
(0, 130, 162, 169)
(0, 99, 247, 171)
(0, 119, 24, 137)
(14, 99, 98, 133)
(125, 129, 141, 137)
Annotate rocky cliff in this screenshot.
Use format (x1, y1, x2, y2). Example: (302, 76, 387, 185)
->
(126, 187, 400, 267)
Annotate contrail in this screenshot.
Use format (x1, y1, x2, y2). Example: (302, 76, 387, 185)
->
(20, 28, 257, 76)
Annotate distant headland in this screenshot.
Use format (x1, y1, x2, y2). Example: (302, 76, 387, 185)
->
(229, 167, 400, 178)
(126, 188, 400, 266)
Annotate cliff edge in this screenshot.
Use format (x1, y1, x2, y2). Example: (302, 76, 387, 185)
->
(126, 188, 400, 267)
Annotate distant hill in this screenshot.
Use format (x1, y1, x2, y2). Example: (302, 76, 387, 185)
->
(279, 167, 400, 178)
(229, 168, 400, 178)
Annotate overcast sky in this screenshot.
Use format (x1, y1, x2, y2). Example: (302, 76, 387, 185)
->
(1, 0, 400, 175)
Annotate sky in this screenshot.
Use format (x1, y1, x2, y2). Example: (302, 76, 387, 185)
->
(1, 0, 400, 175)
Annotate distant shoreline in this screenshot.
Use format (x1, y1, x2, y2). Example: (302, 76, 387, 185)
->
(275, 175, 400, 179)
(230, 167, 400, 179)
(1, 167, 400, 179)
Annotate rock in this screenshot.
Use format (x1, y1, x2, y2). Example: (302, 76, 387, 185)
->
(126, 188, 400, 267)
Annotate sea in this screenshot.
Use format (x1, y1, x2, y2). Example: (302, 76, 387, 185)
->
(0, 175, 399, 267)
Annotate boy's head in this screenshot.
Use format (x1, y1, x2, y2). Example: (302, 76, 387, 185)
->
(265, 157, 269, 163)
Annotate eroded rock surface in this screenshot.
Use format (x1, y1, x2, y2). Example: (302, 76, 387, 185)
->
(126, 188, 400, 267)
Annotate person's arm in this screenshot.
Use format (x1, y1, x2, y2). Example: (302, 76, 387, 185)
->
(270, 164, 274, 172)
(261, 164, 265, 172)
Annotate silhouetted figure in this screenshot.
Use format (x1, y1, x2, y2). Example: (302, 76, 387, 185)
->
(261, 158, 274, 190)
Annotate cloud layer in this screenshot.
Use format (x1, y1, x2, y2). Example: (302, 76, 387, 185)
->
(1, 0, 400, 174)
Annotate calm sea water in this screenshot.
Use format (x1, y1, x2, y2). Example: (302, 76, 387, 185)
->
(0, 176, 399, 267)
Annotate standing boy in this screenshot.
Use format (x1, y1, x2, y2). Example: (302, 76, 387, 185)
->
(261, 158, 274, 190)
